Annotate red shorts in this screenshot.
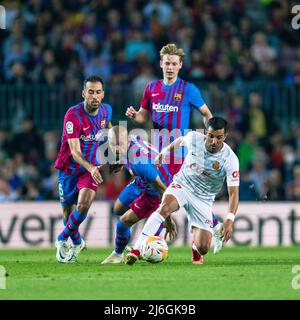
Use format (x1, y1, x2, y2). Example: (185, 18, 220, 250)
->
(77, 171, 99, 192)
(129, 193, 161, 219)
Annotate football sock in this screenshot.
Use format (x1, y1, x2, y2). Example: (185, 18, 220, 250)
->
(114, 220, 131, 254)
(212, 214, 219, 228)
(134, 211, 165, 251)
(57, 208, 87, 243)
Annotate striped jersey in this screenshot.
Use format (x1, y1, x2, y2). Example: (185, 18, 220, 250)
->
(125, 135, 172, 196)
(174, 131, 240, 202)
(141, 77, 206, 151)
(55, 101, 112, 176)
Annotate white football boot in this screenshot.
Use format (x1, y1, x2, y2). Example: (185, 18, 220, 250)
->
(101, 251, 124, 264)
(213, 223, 223, 254)
(64, 239, 86, 263)
(55, 240, 70, 262)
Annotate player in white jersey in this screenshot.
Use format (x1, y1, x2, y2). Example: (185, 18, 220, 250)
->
(125, 117, 239, 265)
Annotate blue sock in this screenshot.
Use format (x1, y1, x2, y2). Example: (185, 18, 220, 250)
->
(115, 220, 131, 254)
(58, 208, 87, 242)
(212, 214, 219, 228)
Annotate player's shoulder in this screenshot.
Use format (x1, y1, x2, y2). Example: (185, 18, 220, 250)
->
(186, 130, 205, 141)
(147, 79, 162, 91)
(223, 142, 239, 162)
(65, 102, 82, 119)
(101, 102, 112, 111)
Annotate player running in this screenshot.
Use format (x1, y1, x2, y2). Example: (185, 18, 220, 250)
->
(125, 117, 240, 265)
(54, 75, 112, 263)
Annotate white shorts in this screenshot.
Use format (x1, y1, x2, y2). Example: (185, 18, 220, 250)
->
(164, 182, 214, 234)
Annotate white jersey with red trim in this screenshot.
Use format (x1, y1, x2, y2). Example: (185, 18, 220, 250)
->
(173, 131, 239, 202)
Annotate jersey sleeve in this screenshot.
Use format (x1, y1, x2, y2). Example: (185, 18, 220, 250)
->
(131, 163, 158, 184)
(225, 153, 240, 187)
(140, 82, 151, 111)
(63, 113, 81, 139)
(106, 104, 112, 123)
(188, 83, 206, 110)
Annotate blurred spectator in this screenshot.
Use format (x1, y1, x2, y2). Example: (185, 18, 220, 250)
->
(249, 148, 269, 197)
(0, 1, 300, 201)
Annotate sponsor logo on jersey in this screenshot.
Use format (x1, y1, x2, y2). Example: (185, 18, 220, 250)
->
(66, 121, 73, 134)
(190, 163, 210, 177)
(174, 93, 182, 101)
(212, 161, 220, 170)
(152, 102, 179, 113)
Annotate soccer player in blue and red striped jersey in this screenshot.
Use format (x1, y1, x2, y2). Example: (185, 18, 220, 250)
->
(54, 75, 112, 263)
(125, 44, 223, 258)
(126, 43, 212, 176)
(101, 125, 174, 264)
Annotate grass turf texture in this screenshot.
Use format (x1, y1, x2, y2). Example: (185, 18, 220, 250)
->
(0, 246, 299, 300)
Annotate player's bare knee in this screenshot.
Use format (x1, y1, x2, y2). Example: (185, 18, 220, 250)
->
(77, 202, 90, 214)
(158, 203, 171, 218)
(120, 214, 132, 226)
(198, 244, 209, 255)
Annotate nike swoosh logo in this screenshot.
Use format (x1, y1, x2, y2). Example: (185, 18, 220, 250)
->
(83, 127, 90, 131)
(151, 93, 159, 97)
(92, 183, 98, 187)
(134, 203, 141, 209)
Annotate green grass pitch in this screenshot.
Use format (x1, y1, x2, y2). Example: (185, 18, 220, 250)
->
(0, 246, 299, 300)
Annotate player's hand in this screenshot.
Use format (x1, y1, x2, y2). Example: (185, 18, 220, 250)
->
(125, 106, 137, 119)
(220, 220, 233, 243)
(164, 216, 177, 241)
(90, 166, 103, 184)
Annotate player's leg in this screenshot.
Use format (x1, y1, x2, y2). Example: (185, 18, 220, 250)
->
(192, 227, 212, 265)
(55, 170, 78, 262)
(101, 208, 140, 264)
(125, 184, 184, 265)
(185, 197, 214, 264)
(62, 187, 96, 262)
(101, 182, 140, 264)
(212, 213, 223, 254)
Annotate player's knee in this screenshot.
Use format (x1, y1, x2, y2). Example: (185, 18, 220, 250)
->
(77, 202, 90, 214)
(158, 203, 171, 218)
(120, 214, 132, 226)
(198, 244, 209, 255)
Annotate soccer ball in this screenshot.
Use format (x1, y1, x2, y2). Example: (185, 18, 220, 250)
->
(140, 236, 168, 263)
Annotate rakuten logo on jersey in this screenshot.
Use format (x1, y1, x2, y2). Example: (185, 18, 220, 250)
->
(152, 102, 179, 113)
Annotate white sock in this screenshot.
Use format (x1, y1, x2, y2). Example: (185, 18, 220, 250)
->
(134, 211, 165, 251)
(213, 222, 221, 235)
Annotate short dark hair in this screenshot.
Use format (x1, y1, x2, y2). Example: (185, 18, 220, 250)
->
(207, 117, 228, 133)
(83, 75, 104, 89)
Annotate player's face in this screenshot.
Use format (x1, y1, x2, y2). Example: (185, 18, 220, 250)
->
(82, 81, 104, 110)
(160, 55, 182, 82)
(205, 128, 227, 153)
(108, 131, 128, 159)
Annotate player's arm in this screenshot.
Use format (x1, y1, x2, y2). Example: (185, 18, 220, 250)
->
(198, 104, 213, 128)
(151, 174, 167, 198)
(125, 106, 149, 123)
(221, 185, 239, 243)
(155, 136, 184, 165)
(67, 138, 103, 184)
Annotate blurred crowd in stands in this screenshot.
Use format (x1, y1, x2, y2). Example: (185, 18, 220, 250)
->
(0, 0, 300, 202)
